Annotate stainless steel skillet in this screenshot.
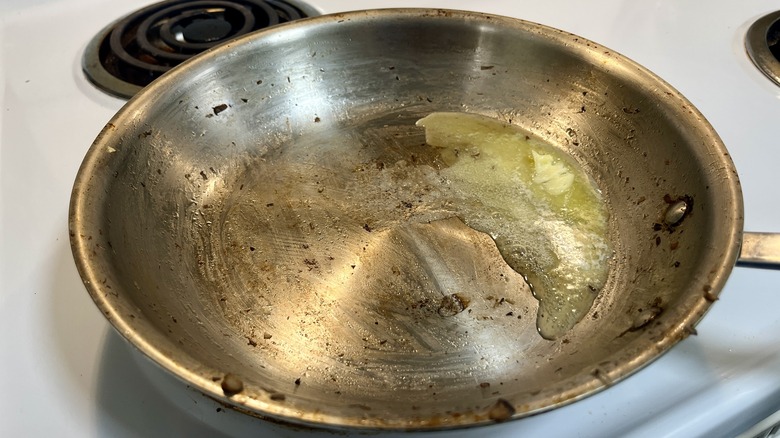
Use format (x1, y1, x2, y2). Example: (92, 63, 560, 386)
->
(69, 8, 779, 430)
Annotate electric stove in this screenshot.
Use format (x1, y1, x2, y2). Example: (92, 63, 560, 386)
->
(2, 1, 780, 436)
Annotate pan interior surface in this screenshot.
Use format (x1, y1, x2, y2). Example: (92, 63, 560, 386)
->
(69, 9, 742, 430)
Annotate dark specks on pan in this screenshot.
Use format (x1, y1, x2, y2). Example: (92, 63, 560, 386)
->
(487, 399, 515, 422)
(212, 103, 229, 115)
(221, 373, 244, 397)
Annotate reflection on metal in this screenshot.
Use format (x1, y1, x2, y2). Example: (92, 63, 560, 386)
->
(746, 10, 780, 86)
(736, 407, 780, 438)
(737, 232, 780, 269)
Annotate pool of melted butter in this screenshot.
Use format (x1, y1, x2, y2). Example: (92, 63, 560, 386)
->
(416, 112, 611, 340)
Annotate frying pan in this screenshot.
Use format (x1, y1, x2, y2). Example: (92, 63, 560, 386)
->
(69, 9, 780, 430)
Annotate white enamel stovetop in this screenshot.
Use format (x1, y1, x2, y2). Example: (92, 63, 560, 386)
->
(1, 1, 780, 437)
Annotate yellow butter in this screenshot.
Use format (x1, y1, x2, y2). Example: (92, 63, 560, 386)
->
(417, 112, 611, 340)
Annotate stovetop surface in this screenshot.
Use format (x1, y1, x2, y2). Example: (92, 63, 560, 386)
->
(1, 1, 780, 437)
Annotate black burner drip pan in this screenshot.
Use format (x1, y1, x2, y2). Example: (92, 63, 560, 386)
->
(83, 0, 319, 98)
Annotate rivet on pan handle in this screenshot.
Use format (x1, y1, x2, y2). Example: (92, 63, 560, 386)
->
(737, 232, 780, 270)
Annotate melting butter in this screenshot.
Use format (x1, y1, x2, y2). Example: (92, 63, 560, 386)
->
(416, 112, 611, 340)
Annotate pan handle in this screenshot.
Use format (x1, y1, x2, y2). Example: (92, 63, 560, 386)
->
(737, 232, 780, 270)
